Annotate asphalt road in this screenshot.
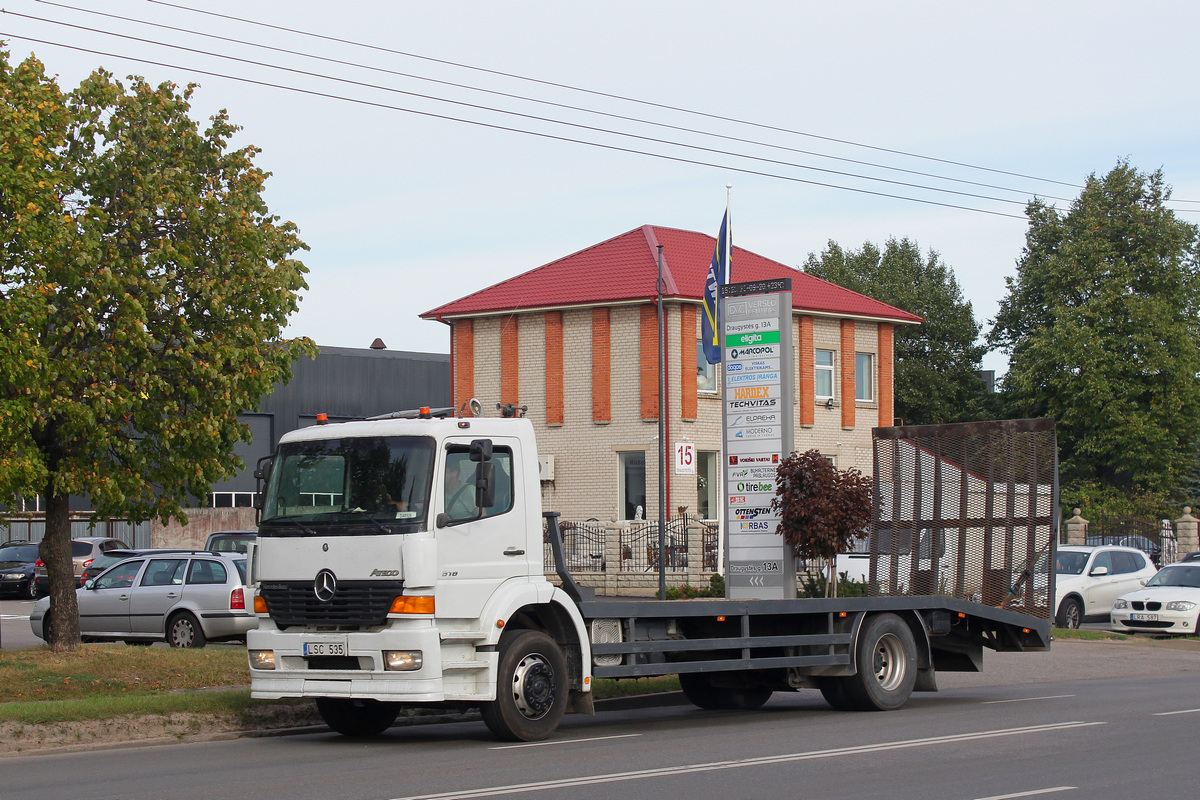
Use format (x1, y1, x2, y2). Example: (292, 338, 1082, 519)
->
(0, 596, 42, 649)
(4, 638, 1199, 800)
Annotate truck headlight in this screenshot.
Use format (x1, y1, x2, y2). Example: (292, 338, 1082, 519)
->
(384, 650, 423, 671)
(1113, 599, 1128, 609)
(1167, 601, 1196, 612)
(248, 650, 276, 670)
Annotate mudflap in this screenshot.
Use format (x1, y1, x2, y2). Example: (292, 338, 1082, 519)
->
(568, 689, 596, 715)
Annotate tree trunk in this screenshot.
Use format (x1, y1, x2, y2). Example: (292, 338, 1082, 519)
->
(39, 480, 81, 652)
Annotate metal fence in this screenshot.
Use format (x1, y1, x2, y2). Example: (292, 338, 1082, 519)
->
(1082, 513, 1166, 566)
(0, 516, 152, 548)
(869, 418, 1058, 618)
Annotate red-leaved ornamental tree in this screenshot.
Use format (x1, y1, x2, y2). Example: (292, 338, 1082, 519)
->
(771, 450, 872, 597)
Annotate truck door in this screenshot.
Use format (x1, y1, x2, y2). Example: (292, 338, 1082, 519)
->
(434, 438, 529, 620)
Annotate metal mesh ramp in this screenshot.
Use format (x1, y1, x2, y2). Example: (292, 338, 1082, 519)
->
(869, 418, 1057, 620)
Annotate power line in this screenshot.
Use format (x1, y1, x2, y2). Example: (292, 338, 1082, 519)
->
(143, 0, 1086, 192)
(1, 11, 1034, 209)
(34, 0, 1073, 203)
(0, 30, 1029, 220)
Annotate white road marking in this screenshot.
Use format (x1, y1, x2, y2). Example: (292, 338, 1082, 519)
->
(983, 695, 1074, 704)
(973, 787, 1076, 800)
(389, 721, 1104, 800)
(490, 733, 642, 749)
(1153, 708, 1200, 716)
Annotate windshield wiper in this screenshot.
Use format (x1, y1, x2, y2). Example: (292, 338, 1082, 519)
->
(264, 518, 316, 536)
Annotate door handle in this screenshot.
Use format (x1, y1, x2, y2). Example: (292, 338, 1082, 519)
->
(503, 548, 526, 556)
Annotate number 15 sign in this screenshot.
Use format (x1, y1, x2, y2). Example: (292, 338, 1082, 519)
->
(675, 442, 696, 475)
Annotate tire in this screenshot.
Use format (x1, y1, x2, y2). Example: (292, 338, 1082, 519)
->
(816, 677, 855, 711)
(1055, 597, 1082, 630)
(841, 613, 918, 711)
(167, 612, 207, 648)
(679, 672, 773, 710)
(316, 697, 400, 737)
(480, 630, 569, 741)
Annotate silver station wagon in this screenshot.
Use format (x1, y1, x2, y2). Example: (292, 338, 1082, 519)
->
(30, 551, 255, 648)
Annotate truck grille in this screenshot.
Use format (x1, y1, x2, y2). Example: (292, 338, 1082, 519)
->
(260, 580, 403, 629)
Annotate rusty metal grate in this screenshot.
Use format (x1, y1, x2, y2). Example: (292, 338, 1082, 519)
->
(869, 418, 1057, 619)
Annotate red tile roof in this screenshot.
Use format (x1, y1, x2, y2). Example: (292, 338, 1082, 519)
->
(421, 225, 923, 324)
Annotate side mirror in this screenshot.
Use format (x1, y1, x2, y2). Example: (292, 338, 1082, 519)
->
(84, 579, 96, 590)
(469, 439, 493, 462)
(253, 455, 273, 481)
(1089, 565, 1109, 577)
(475, 461, 496, 509)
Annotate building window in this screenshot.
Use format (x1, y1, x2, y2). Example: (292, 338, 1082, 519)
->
(815, 349, 835, 399)
(697, 450, 718, 519)
(856, 352, 874, 401)
(619, 451, 646, 520)
(209, 492, 256, 508)
(696, 340, 717, 393)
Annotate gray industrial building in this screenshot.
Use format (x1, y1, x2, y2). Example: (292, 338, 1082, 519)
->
(208, 344, 452, 507)
(1, 344, 451, 541)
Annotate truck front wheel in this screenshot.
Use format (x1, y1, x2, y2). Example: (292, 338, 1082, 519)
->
(842, 613, 917, 711)
(481, 630, 568, 742)
(679, 672, 772, 710)
(316, 698, 400, 737)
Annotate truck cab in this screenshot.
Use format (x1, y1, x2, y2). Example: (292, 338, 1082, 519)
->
(246, 410, 591, 741)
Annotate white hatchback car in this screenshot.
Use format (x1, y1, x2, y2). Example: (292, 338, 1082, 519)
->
(1111, 562, 1200, 635)
(1052, 545, 1157, 629)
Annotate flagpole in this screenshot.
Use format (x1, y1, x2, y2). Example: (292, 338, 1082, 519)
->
(718, 184, 731, 581)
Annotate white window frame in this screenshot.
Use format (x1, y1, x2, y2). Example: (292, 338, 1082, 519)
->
(815, 349, 835, 399)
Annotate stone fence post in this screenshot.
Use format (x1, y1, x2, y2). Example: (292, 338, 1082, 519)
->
(1175, 507, 1198, 557)
(1064, 508, 1088, 546)
(604, 521, 624, 596)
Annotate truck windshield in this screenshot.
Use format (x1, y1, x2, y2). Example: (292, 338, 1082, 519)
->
(261, 436, 435, 532)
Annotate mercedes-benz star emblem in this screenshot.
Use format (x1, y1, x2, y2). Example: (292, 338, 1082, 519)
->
(314, 569, 337, 602)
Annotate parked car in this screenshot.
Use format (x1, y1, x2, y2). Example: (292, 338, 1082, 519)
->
(204, 530, 257, 554)
(29, 551, 254, 648)
(78, 548, 193, 585)
(1051, 545, 1158, 628)
(1086, 533, 1162, 566)
(1111, 562, 1200, 635)
(0, 541, 41, 600)
(34, 536, 132, 593)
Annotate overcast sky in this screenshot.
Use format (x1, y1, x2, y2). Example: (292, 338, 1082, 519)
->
(3, 0, 1198, 375)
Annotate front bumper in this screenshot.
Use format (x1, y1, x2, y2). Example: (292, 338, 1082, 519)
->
(1111, 608, 1198, 635)
(247, 622, 451, 702)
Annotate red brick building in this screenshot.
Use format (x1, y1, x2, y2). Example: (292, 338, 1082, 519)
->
(422, 225, 921, 524)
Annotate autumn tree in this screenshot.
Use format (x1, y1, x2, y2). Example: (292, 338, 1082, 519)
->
(804, 237, 990, 425)
(0, 51, 313, 651)
(772, 450, 872, 597)
(989, 162, 1200, 504)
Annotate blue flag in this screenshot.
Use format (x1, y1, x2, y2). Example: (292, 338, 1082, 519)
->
(701, 210, 730, 364)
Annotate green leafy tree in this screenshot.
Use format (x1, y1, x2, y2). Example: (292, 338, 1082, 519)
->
(989, 162, 1200, 499)
(0, 51, 314, 651)
(771, 450, 872, 597)
(804, 237, 989, 425)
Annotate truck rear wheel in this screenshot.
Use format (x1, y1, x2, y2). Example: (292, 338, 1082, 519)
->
(481, 630, 568, 742)
(316, 698, 400, 737)
(816, 677, 855, 710)
(842, 613, 917, 711)
(679, 672, 772, 710)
